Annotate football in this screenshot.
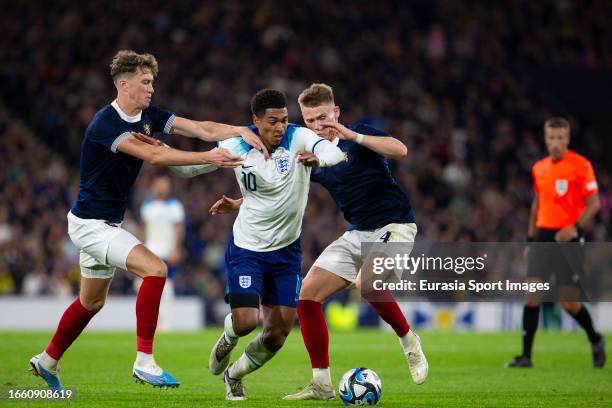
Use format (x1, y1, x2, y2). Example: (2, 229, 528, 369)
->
(338, 367, 382, 405)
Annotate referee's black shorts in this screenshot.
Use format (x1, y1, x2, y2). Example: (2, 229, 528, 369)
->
(526, 228, 585, 286)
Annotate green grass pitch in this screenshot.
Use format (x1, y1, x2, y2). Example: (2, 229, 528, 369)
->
(0, 329, 609, 407)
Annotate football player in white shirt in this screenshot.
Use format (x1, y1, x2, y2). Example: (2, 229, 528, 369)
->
(166, 89, 346, 400)
(140, 176, 185, 331)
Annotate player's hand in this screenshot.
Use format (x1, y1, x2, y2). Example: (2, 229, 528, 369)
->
(296, 151, 320, 167)
(237, 126, 269, 160)
(131, 132, 165, 146)
(203, 148, 244, 168)
(209, 195, 242, 215)
(320, 120, 357, 141)
(555, 226, 578, 242)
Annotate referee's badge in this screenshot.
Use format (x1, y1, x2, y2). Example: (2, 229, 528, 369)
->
(276, 155, 290, 175)
(555, 179, 568, 196)
(239, 275, 251, 288)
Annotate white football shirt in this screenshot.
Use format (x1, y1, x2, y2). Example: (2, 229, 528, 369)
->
(140, 198, 185, 259)
(219, 124, 339, 252)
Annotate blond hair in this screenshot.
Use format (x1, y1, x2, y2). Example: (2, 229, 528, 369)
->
(298, 83, 335, 107)
(110, 50, 158, 81)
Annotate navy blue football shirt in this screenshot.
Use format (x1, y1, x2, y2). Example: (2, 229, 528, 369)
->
(310, 123, 415, 231)
(71, 101, 174, 223)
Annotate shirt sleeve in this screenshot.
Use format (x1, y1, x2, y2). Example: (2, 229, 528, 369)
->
(146, 106, 175, 135)
(581, 160, 598, 197)
(352, 123, 390, 137)
(291, 127, 325, 153)
(87, 118, 129, 154)
(218, 137, 252, 156)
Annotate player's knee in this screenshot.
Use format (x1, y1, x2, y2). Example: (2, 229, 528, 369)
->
(560, 301, 581, 314)
(262, 327, 290, 352)
(298, 281, 324, 303)
(232, 315, 258, 337)
(82, 297, 106, 313)
(146, 259, 167, 278)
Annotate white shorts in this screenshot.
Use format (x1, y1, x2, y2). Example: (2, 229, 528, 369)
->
(67, 211, 141, 279)
(313, 222, 417, 283)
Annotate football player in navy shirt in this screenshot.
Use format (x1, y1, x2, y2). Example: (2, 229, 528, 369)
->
(285, 83, 428, 399)
(29, 50, 267, 390)
(210, 83, 429, 400)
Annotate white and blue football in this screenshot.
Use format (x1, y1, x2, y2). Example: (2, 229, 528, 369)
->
(338, 367, 382, 405)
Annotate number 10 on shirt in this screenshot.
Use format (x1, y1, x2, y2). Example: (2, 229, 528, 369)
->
(242, 172, 257, 191)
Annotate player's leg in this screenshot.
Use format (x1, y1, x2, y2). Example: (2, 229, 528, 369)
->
(559, 283, 606, 368)
(226, 248, 300, 400)
(561, 301, 606, 367)
(508, 233, 553, 368)
(285, 233, 358, 400)
(359, 263, 427, 383)
(122, 241, 178, 387)
(361, 223, 427, 384)
(558, 240, 606, 368)
(284, 266, 350, 400)
(227, 305, 295, 382)
(210, 305, 259, 375)
(210, 236, 262, 379)
(507, 296, 541, 368)
(30, 272, 113, 390)
(217, 306, 259, 401)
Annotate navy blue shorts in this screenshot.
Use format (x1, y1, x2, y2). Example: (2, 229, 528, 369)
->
(224, 235, 302, 309)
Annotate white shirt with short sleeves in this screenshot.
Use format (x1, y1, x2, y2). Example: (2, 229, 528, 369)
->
(140, 198, 185, 259)
(219, 125, 327, 252)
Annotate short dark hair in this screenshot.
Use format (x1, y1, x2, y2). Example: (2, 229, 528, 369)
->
(250, 89, 287, 117)
(544, 117, 571, 133)
(110, 50, 158, 81)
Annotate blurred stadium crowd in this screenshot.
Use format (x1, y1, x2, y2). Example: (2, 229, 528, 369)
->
(1, 1, 611, 304)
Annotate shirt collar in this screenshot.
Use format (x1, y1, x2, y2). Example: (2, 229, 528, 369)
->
(111, 99, 142, 123)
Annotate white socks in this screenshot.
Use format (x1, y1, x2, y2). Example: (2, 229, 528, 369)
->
(313, 367, 332, 386)
(39, 351, 59, 371)
(134, 352, 162, 375)
(224, 313, 238, 344)
(400, 330, 416, 351)
(228, 334, 275, 380)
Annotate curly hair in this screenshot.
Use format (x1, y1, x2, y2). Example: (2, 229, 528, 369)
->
(250, 89, 287, 117)
(110, 50, 158, 81)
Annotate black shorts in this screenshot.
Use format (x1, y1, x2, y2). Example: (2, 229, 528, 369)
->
(526, 228, 584, 287)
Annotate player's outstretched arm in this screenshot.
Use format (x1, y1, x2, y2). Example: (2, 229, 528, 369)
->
(118, 133, 243, 167)
(209, 195, 243, 215)
(320, 120, 407, 160)
(168, 163, 218, 178)
(171, 117, 269, 159)
(131, 132, 221, 176)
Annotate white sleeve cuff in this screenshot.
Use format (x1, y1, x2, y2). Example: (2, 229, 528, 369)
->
(164, 115, 176, 134)
(110, 132, 132, 153)
(313, 139, 347, 167)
